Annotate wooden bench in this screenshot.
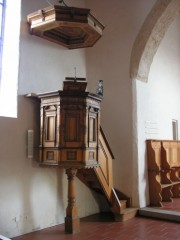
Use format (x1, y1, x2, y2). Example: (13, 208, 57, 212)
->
(147, 140, 180, 207)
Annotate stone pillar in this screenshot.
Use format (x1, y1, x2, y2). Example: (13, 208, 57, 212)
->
(65, 168, 80, 234)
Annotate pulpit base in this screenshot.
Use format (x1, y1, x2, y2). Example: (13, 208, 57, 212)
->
(65, 216, 80, 234)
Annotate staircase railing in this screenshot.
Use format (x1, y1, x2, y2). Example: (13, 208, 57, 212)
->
(94, 127, 122, 213)
(77, 127, 136, 221)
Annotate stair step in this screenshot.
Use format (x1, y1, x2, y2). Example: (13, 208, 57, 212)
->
(138, 207, 180, 222)
(114, 208, 138, 222)
(120, 200, 127, 210)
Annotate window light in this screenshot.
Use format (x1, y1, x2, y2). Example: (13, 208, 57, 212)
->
(0, 0, 21, 118)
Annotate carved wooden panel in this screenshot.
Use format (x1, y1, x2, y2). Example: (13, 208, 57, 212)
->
(40, 148, 60, 165)
(147, 140, 161, 171)
(162, 141, 176, 168)
(87, 107, 99, 151)
(43, 105, 57, 147)
(65, 112, 80, 142)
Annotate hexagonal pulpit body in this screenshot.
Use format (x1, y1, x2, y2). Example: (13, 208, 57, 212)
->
(27, 5, 105, 49)
(26, 78, 103, 169)
(58, 79, 102, 168)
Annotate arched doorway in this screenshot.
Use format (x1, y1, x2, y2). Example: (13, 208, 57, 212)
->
(131, 0, 180, 82)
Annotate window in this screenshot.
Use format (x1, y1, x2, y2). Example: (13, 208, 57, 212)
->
(0, 0, 21, 118)
(0, 0, 5, 77)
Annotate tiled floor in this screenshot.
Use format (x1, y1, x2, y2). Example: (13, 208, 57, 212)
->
(139, 198, 180, 223)
(155, 198, 180, 212)
(12, 211, 180, 240)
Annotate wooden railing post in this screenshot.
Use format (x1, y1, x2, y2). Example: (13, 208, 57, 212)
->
(65, 168, 80, 234)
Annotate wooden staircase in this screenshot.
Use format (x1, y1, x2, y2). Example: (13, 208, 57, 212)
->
(77, 127, 138, 222)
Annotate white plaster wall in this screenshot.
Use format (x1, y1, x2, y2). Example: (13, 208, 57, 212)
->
(0, 0, 100, 238)
(19, 0, 87, 95)
(136, 14, 180, 207)
(86, 0, 156, 206)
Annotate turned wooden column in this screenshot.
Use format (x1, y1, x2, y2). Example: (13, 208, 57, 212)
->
(65, 168, 80, 234)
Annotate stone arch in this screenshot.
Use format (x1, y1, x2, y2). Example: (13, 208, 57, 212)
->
(130, 0, 180, 82)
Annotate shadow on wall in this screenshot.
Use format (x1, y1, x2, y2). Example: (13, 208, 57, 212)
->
(0, 96, 67, 237)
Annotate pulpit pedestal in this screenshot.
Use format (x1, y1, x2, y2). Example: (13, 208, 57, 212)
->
(65, 168, 80, 234)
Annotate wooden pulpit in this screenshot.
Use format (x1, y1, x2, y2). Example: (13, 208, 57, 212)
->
(26, 78, 103, 233)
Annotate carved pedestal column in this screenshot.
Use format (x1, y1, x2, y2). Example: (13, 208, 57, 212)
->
(65, 168, 80, 234)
